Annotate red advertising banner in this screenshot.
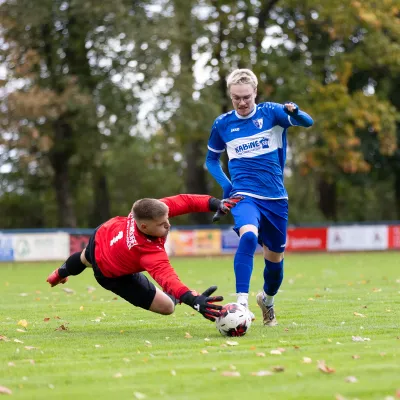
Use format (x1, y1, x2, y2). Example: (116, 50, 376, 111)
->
(286, 227, 327, 252)
(388, 225, 400, 249)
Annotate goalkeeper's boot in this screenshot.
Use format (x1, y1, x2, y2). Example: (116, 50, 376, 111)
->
(256, 292, 278, 326)
(46, 269, 68, 287)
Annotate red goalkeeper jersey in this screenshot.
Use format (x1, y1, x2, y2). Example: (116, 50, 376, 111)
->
(94, 194, 212, 300)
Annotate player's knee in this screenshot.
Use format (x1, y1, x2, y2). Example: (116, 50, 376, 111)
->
(158, 298, 175, 315)
(264, 248, 284, 262)
(240, 231, 258, 252)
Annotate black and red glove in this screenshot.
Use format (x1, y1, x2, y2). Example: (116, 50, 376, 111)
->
(180, 286, 224, 321)
(209, 195, 244, 223)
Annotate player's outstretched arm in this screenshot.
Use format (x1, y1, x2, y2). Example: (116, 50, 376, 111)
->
(180, 286, 224, 321)
(283, 102, 314, 127)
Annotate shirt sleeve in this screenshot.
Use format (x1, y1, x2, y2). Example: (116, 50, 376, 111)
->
(160, 194, 212, 218)
(268, 102, 293, 128)
(207, 118, 226, 153)
(140, 247, 190, 300)
(205, 150, 232, 199)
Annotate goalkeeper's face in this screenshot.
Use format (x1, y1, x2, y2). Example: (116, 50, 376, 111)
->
(230, 84, 257, 117)
(140, 213, 171, 238)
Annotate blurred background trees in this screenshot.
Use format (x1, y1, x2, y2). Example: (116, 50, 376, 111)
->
(0, 0, 399, 228)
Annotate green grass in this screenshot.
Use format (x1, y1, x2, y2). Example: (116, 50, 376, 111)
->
(1, 253, 400, 400)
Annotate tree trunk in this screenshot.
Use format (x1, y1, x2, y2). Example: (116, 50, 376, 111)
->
(394, 172, 400, 219)
(317, 177, 337, 221)
(90, 168, 111, 227)
(50, 118, 77, 227)
(185, 140, 210, 224)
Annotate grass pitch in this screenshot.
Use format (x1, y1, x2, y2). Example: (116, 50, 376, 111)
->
(1, 252, 400, 400)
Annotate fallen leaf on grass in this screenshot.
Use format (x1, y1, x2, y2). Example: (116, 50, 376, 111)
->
(43, 317, 50, 322)
(345, 376, 358, 383)
(184, 332, 192, 339)
(63, 288, 75, 294)
(256, 352, 265, 357)
(353, 312, 366, 318)
(302, 357, 312, 364)
(0, 386, 12, 395)
(200, 350, 208, 354)
(17, 320, 28, 328)
(335, 395, 346, 400)
(352, 355, 360, 359)
(94, 344, 102, 348)
(272, 366, 285, 372)
(16, 329, 26, 333)
(14, 339, 24, 343)
(352, 336, 370, 342)
(0, 335, 10, 341)
(372, 288, 382, 292)
(270, 350, 282, 355)
(204, 338, 210, 342)
(170, 370, 176, 376)
(55, 325, 68, 331)
(221, 371, 240, 377)
(79, 306, 84, 311)
(113, 373, 122, 378)
(144, 340, 152, 347)
(226, 341, 238, 346)
(133, 392, 146, 399)
(317, 360, 335, 374)
(8, 362, 15, 367)
(24, 346, 37, 350)
(251, 370, 272, 376)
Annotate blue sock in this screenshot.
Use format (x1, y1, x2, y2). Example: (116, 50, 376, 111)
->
(234, 232, 258, 293)
(263, 259, 284, 296)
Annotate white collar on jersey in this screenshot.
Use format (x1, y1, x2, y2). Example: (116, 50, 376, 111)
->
(234, 105, 257, 119)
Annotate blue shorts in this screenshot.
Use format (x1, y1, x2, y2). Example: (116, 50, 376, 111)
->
(231, 196, 288, 253)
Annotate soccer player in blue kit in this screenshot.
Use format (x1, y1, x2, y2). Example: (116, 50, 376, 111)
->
(206, 69, 314, 326)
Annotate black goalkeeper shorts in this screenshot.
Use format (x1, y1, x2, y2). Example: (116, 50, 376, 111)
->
(84, 226, 157, 310)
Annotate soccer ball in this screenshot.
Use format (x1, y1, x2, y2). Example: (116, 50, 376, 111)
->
(215, 302, 252, 337)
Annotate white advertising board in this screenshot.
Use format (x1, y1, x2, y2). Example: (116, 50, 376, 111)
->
(13, 232, 70, 261)
(327, 225, 388, 251)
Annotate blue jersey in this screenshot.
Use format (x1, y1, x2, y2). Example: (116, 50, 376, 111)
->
(207, 102, 308, 200)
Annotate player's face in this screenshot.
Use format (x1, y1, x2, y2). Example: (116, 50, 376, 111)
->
(141, 214, 171, 238)
(229, 84, 257, 117)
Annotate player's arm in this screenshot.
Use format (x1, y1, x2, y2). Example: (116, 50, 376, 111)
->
(140, 250, 223, 321)
(206, 150, 232, 199)
(160, 194, 242, 219)
(206, 119, 232, 199)
(283, 102, 314, 127)
(269, 102, 313, 128)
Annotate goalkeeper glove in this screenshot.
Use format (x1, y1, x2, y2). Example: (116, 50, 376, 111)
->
(180, 286, 224, 321)
(210, 195, 244, 223)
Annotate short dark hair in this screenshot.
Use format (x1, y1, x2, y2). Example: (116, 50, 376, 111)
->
(132, 198, 169, 221)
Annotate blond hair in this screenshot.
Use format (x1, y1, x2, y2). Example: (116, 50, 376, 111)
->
(132, 198, 169, 221)
(226, 69, 258, 91)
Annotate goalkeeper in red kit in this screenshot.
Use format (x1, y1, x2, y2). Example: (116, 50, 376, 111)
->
(46, 194, 243, 322)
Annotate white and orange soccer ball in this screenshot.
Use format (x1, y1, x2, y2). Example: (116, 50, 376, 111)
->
(215, 302, 252, 337)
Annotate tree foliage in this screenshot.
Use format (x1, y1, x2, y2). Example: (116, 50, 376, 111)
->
(0, 0, 399, 228)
